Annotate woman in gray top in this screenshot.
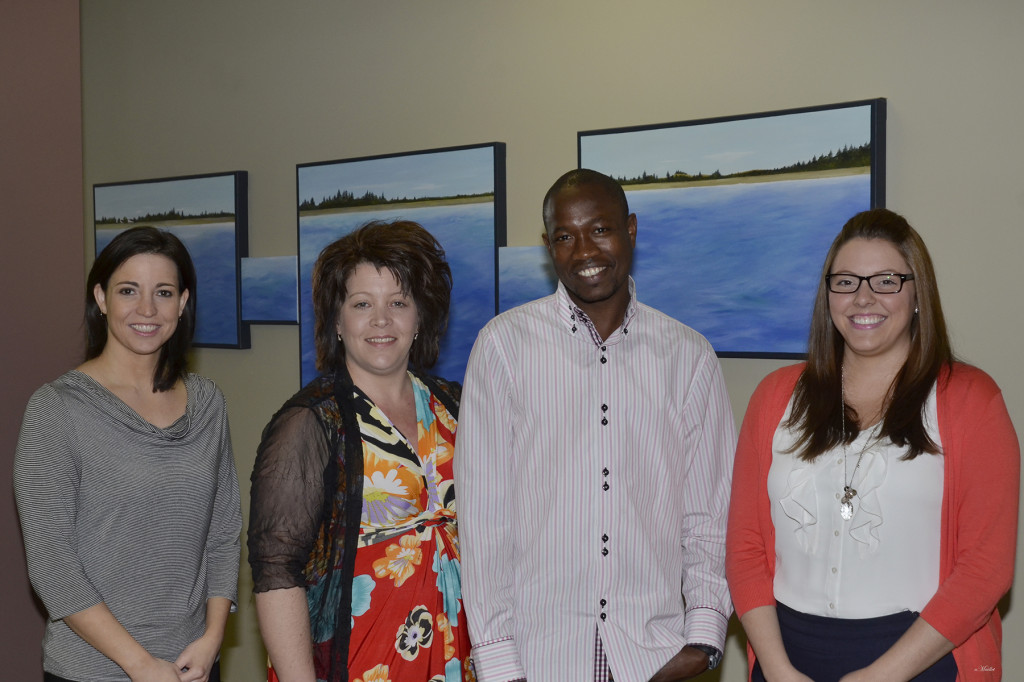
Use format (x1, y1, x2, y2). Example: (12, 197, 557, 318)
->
(14, 227, 241, 682)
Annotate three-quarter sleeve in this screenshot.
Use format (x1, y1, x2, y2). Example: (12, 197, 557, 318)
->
(248, 405, 333, 592)
(205, 392, 242, 606)
(14, 385, 105, 619)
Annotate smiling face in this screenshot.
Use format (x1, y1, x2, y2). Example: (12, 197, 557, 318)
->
(336, 262, 419, 386)
(542, 182, 637, 328)
(829, 237, 916, 366)
(94, 253, 188, 362)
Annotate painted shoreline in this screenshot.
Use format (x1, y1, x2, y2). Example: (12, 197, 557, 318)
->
(623, 166, 868, 191)
(96, 216, 231, 229)
(301, 194, 493, 217)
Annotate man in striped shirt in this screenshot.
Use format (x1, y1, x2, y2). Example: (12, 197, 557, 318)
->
(455, 169, 736, 681)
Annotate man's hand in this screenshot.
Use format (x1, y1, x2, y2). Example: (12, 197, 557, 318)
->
(648, 645, 711, 682)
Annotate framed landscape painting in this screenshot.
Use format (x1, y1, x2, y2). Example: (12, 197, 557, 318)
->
(578, 98, 886, 357)
(93, 171, 250, 348)
(297, 142, 506, 384)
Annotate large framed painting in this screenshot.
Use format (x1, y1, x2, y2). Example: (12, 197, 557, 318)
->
(93, 171, 250, 348)
(297, 142, 506, 385)
(577, 98, 886, 357)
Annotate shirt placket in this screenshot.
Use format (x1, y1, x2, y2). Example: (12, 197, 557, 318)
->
(596, 340, 613, 626)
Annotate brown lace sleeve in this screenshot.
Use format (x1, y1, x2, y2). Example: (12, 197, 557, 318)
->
(248, 405, 332, 592)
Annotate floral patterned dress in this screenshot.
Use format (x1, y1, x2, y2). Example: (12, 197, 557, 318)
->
(343, 374, 473, 682)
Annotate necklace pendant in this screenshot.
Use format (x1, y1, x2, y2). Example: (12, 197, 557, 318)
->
(840, 499, 855, 520)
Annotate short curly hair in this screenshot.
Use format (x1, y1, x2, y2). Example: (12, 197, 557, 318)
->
(312, 220, 452, 373)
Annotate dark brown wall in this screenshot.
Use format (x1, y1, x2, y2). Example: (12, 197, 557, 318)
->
(1, 0, 84, 674)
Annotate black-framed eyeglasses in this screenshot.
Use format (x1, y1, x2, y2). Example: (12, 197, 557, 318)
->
(826, 273, 915, 294)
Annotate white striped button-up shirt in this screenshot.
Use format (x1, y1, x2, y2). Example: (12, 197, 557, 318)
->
(455, 280, 735, 681)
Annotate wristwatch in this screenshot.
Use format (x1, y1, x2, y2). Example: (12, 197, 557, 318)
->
(689, 643, 722, 671)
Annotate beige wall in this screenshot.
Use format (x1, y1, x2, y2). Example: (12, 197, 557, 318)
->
(1, 1, 83, 678)
(78, 1, 1023, 680)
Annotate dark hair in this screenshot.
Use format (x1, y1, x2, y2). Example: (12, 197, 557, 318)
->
(787, 208, 953, 460)
(542, 168, 630, 231)
(312, 220, 452, 373)
(86, 226, 197, 392)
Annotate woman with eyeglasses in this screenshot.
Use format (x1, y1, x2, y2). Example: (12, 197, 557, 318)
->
(727, 208, 1019, 681)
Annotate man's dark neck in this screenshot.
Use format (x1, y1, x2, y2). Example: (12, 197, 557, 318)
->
(573, 297, 629, 343)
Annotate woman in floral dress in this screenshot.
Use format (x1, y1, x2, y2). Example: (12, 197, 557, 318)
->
(249, 220, 473, 682)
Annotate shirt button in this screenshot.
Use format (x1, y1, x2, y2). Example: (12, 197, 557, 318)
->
(600, 356, 607, 364)
(602, 482, 610, 491)
(835, 492, 841, 500)
(602, 534, 609, 542)
(600, 612, 607, 620)
(832, 567, 838, 574)
(600, 599, 607, 607)
(601, 417, 608, 425)
(601, 548, 609, 556)
(601, 346, 607, 352)
(601, 404, 608, 412)
(834, 530, 840, 537)
(829, 603, 835, 610)
(602, 467, 609, 476)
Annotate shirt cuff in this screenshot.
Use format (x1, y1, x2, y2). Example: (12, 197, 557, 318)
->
(471, 636, 527, 681)
(683, 606, 730, 650)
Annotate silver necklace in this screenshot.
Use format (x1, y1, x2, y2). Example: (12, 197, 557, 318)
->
(839, 370, 878, 521)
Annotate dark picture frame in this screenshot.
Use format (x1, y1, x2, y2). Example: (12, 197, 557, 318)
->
(577, 98, 886, 358)
(297, 142, 506, 385)
(93, 171, 250, 348)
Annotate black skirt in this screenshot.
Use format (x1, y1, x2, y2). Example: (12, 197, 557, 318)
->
(751, 602, 957, 682)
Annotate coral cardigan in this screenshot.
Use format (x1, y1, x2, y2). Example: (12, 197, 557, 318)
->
(726, 362, 1019, 680)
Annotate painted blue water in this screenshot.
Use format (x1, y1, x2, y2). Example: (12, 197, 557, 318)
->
(96, 222, 241, 346)
(498, 175, 870, 355)
(299, 202, 497, 385)
(242, 256, 298, 322)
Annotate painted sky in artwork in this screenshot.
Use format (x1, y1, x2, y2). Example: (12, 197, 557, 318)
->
(94, 175, 237, 219)
(581, 105, 872, 177)
(299, 146, 496, 203)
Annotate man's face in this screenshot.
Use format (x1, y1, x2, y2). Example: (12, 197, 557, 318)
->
(542, 183, 636, 316)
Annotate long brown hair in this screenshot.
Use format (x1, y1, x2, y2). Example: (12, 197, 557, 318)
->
(786, 208, 953, 460)
(86, 226, 197, 392)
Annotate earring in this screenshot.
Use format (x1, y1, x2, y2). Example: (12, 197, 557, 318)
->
(414, 332, 419, 341)
(337, 333, 342, 341)
(914, 307, 919, 315)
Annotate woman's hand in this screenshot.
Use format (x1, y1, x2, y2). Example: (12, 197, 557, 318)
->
(174, 596, 231, 682)
(175, 632, 222, 682)
(127, 656, 187, 682)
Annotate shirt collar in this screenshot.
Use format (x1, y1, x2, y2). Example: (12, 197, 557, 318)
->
(553, 277, 637, 347)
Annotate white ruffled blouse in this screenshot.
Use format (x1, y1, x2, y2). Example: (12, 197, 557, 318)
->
(768, 384, 943, 618)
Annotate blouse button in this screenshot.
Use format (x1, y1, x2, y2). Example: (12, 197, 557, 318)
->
(602, 482, 610, 491)
(600, 356, 607, 364)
